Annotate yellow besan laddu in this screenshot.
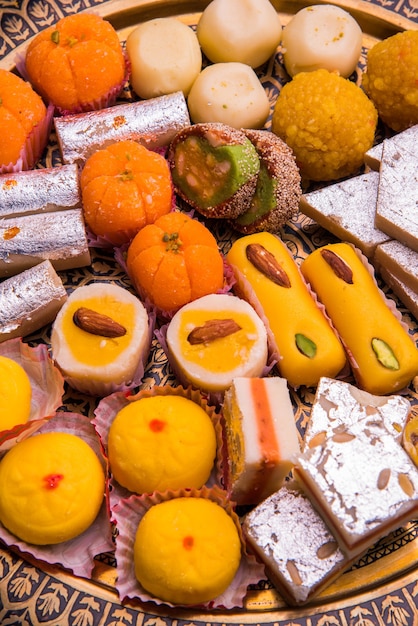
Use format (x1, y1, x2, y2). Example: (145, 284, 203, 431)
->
(226, 232, 347, 388)
(300, 242, 418, 395)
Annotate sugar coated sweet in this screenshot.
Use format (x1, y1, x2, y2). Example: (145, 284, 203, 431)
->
(133, 497, 241, 604)
(187, 62, 270, 129)
(362, 30, 418, 132)
(282, 5, 363, 78)
(0, 431, 105, 545)
(272, 69, 378, 181)
(197, 0, 282, 68)
(127, 18, 202, 99)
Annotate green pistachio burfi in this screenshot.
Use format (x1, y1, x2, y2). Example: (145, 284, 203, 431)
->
(167, 122, 260, 219)
(231, 129, 302, 234)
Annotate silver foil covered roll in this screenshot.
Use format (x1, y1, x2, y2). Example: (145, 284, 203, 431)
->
(295, 417, 418, 558)
(303, 376, 410, 449)
(54, 91, 191, 165)
(0, 164, 81, 218)
(0, 208, 91, 277)
(243, 483, 352, 605)
(0, 260, 67, 342)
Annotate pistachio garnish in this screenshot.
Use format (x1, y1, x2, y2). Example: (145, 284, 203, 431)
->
(321, 248, 353, 284)
(286, 559, 302, 585)
(295, 333, 317, 358)
(246, 243, 291, 287)
(398, 473, 415, 497)
(73, 307, 127, 338)
(187, 318, 241, 345)
(371, 337, 400, 370)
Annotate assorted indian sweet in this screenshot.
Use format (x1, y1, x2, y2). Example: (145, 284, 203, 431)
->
(243, 481, 353, 606)
(303, 376, 411, 450)
(0, 356, 31, 431)
(50, 282, 151, 396)
(197, 0, 282, 67)
(0, 260, 67, 342)
(133, 495, 242, 605)
(80, 140, 172, 245)
(126, 17, 202, 99)
(272, 69, 378, 181)
(54, 92, 191, 166)
(294, 415, 418, 559)
(232, 129, 302, 234)
(223, 376, 300, 505)
(281, 4, 363, 78)
(167, 123, 260, 219)
(0, 430, 105, 545)
(165, 293, 268, 394)
(24, 13, 127, 114)
(362, 30, 418, 132)
(226, 232, 347, 388)
(126, 211, 224, 313)
(374, 137, 418, 253)
(0, 69, 51, 173)
(300, 243, 418, 395)
(187, 62, 270, 129)
(107, 393, 217, 493)
(299, 170, 390, 259)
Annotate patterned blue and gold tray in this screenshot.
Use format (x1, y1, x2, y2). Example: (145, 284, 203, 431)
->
(0, 1, 418, 624)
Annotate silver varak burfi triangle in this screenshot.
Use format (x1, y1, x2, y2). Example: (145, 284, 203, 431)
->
(375, 139, 418, 252)
(243, 482, 354, 606)
(295, 416, 418, 558)
(364, 124, 418, 171)
(374, 239, 418, 294)
(300, 171, 390, 258)
(303, 376, 410, 449)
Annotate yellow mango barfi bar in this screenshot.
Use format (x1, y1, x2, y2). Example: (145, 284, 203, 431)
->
(300, 242, 418, 395)
(226, 232, 347, 388)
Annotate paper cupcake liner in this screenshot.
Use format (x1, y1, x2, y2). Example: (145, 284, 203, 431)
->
(92, 384, 225, 512)
(112, 485, 266, 610)
(0, 338, 64, 451)
(0, 103, 54, 174)
(0, 412, 113, 578)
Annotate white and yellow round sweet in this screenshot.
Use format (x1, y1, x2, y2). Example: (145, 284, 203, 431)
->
(166, 293, 268, 393)
(51, 282, 149, 396)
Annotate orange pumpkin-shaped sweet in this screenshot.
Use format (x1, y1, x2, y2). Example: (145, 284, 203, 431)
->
(25, 13, 126, 113)
(80, 140, 173, 245)
(127, 212, 224, 311)
(0, 69, 48, 171)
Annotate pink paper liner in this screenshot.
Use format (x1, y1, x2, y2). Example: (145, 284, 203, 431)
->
(155, 313, 278, 407)
(0, 338, 64, 451)
(0, 103, 54, 174)
(60, 306, 156, 398)
(0, 412, 113, 578)
(112, 485, 266, 609)
(92, 385, 225, 512)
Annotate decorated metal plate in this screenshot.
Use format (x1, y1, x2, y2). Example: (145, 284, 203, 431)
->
(0, 0, 417, 624)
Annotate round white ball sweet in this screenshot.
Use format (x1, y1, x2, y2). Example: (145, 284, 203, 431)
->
(187, 62, 270, 129)
(126, 18, 202, 99)
(282, 4, 363, 78)
(197, 0, 282, 68)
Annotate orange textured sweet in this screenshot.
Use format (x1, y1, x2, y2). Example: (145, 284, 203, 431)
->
(0, 69, 47, 168)
(127, 211, 224, 311)
(80, 140, 173, 245)
(25, 13, 126, 112)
